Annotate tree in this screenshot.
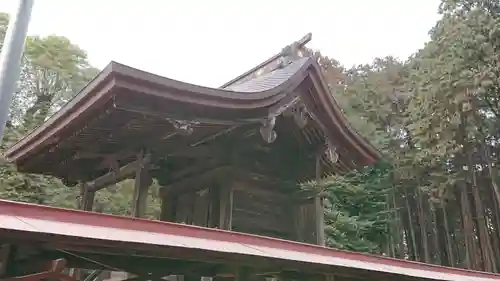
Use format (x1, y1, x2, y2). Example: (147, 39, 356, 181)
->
(0, 12, 7, 49)
(319, 162, 392, 253)
(0, 13, 98, 205)
(5, 0, 500, 274)
(18, 35, 98, 129)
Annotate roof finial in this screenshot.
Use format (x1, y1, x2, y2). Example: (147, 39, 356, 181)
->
(279, 33, 313, 68)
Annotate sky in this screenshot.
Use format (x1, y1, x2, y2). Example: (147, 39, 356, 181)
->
(0, 0, 441, 87)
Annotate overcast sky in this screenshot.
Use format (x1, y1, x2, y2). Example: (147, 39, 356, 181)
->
(0, 0, 441, 87)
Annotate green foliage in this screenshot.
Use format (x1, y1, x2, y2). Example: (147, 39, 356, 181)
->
(323, 162, 392, 253)
(0, 12, 7, 49)
(0, 13, 97, 206)
(94, 180, 161, 219)
(4, 0, 500, 272)
(314, 0, 500, 271)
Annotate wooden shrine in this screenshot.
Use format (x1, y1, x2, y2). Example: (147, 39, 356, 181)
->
(5, 33, 380, 246)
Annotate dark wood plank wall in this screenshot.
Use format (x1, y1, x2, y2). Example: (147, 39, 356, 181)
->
(295, 200, 319, 244)
(231, 182, 293, 239)
(160, 177, 317, 242)
(158, 168, 325, 244)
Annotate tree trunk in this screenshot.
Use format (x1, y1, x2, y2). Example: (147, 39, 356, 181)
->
(440, 200, 456, 266)
(385, 193, 396, 257)
(431, 206, 441, 264)
(489, 182, 500, 269)
(460, 182, 477, 270)
(471, 97, 500, 209)
(416, 188, 430, 263)
(469, 158, 497, 272)
(403, 185, 419, 261)
(392, 187, 405, 258)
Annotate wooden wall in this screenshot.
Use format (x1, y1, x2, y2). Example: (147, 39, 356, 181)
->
(160, 176, 293, 239)
(294, 200, 320, 244)
(231, 182, 293, 239)
(175, 189, 210, 226)
(159, 170, 321, 243)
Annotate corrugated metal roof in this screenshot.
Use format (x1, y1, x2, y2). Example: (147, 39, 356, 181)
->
(224, 58, 310, 93)
(0, 199, 498, 281)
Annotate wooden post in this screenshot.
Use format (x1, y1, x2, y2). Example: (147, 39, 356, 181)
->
(132, 151, 152, 218)
(129, 152, 153, 281)
(314, 153, 325, 246)
(160, 191, 177, 222)
(208, 185, 220, 228)
(234, 267, 250, 281)
(218, 184, 233, 230)
(80, 183, 95, 211)
(0, 245, 13, 277)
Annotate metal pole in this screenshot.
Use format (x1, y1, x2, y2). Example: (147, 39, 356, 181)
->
(0, 0, 34, 141)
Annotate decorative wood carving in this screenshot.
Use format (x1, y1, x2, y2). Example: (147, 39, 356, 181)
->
(260, 117, 277, 144)
(325, 140, 339, 164)
(283, 101, 309, 129)
(168, 119, 198, 136)
(278, 35, 308, 68)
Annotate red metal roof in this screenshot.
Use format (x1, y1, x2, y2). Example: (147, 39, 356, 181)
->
(0, 199, 498, 281)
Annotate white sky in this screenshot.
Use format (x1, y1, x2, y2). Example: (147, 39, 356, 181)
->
(1, 0, 441, 87)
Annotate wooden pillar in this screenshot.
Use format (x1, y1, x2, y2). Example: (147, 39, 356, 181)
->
(132, 152, 153, 218)
(0, 245, 13, 277)
(208, 185, 220, 228)
(160, 191, 177, 222)
(314, 153, 325, 246)
(234, 267, 250, 281)
(80, 183, 95, 211)
(128, 152, 152, 281)
(218, 184, 234, 230)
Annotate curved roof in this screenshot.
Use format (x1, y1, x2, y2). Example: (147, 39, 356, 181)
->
(5, 37, 380, 184)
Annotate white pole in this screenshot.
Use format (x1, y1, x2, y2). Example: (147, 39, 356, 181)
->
(0, 0, 34, 141)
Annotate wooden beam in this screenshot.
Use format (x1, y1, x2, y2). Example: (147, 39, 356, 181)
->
(87, 154, 151, 192)
(159, 166, 230, 197)
(159, 166, 287, 198)
(155, 157, 227, 187)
